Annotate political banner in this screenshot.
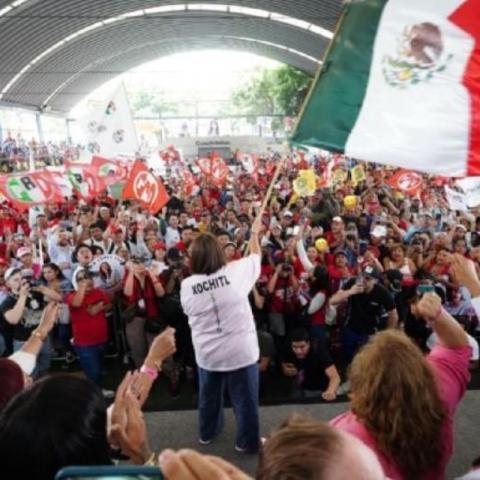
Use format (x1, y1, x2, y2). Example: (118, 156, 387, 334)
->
(123, 160, 169, 213)
(79, 83, 139, 158)
(387, 170, 424, 196)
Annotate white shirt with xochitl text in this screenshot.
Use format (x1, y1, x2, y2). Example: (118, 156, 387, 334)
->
(180, 254, 261, 371)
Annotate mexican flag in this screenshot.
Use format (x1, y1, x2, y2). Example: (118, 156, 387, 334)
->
(291, 0, 480, 177)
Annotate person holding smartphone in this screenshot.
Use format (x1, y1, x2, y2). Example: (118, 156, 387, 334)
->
(67, 269, 112, 394)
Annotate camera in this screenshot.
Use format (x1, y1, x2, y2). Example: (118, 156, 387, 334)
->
(21, 272, 40, 288)
(281, 262, 293, 272)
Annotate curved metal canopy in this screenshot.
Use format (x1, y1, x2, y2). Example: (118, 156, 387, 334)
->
(0, 0, 343, 113)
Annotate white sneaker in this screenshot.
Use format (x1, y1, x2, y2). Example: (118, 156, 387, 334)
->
(337, 381, 350, 396)
(102, 389, 115, 399)
(198, 438, 212, 445)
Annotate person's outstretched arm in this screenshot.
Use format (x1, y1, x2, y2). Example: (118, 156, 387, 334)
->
(417, 292, 469, 349)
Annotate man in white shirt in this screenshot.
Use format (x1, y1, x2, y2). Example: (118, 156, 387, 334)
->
(181, 218, 262, 453)
(165, 214, 181, 249)
(48, 227, 75, 281)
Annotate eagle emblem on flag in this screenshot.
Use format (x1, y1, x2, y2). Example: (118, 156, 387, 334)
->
(382, 22, 453, 88)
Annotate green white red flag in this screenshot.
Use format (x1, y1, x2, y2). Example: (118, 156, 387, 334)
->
(292, 0, 480, 176)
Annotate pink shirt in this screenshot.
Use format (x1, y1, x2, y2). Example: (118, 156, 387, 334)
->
(330, 345, 471, 480)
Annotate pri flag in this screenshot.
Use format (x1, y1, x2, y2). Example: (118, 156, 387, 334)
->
(0, 172, 64, 211)
(387, 170, 424, 196)
(91, 156, 129, 186)
(291, 0, 480, 177)
(65, 161, 106, 199)
(123, 161, 169, 214)
(79, 83, 139, 158)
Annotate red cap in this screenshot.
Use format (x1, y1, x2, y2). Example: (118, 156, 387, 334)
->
(0, 257, 8, 266)
(153, 241, 166, 251)
(111, 226, 123, 234)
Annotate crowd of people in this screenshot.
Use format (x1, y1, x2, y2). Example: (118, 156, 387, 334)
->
(1, 149, 480, 479)
(0, 135, 81, 172)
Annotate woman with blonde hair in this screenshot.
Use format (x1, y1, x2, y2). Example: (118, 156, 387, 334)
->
(330, 292, 471, 479)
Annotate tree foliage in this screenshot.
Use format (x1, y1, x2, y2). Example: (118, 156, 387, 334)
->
(129, 90, 178, 117)
(232, 65, 313, 117)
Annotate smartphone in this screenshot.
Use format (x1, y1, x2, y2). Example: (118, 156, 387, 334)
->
(292, 226, 300, 236)
(55, 465, 163, 480)
(417, 284, 435, 296)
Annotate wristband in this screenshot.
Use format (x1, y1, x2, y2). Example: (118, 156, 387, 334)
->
(140, 364, 158, 381)
(31, 329, 46, 341)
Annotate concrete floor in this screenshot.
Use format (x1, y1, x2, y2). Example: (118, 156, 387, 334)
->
(145, 390, 480, 479)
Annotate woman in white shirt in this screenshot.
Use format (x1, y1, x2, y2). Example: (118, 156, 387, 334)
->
(180, 219, 262, 453)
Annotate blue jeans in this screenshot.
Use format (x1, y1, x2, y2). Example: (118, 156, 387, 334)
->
(14, 336, 52, 378)
(342, 327, 370, 365)
(198, 363, 260, 453)
(74, 343, 106, 385)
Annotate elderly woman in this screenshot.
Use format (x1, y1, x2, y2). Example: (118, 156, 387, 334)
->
(180, 218, 262, 453)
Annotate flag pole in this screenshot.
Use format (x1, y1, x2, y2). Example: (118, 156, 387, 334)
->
(290, 5, 350, 142)
(244, 154, 285, 256)
(121, 81, 140, 158)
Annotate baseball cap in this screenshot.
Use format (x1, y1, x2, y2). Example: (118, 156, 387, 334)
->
(282, 210, 293, 217)
(334, 249, 348, 257)
(332, 216, 343, 223)
(16, 247, 32, 258)
(0, 257, 8, 266)
(362, 265, 381, 280)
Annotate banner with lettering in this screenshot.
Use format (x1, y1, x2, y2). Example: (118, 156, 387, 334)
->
(0, 172, 65, 211)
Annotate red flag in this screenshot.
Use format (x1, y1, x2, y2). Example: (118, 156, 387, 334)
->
(65, 161, 107, 199)
(196, 155, 229, 187)
(123, 160, 169, 213)
(210, 156, 229, 188)
(91, 156, 129, 185)
(0, 172, 64, 211)
(159, 145, 181, 164)
(387, 170, 424, 196)
(179, 168, 197, 196)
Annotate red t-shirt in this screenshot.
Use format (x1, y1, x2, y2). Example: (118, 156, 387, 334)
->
(67, 289, 109, 346)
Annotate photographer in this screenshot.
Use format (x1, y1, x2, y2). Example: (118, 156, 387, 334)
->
(159, 247, 194, 395)
(123, 256, 165, 368)
(267, 259, 300, 348)
(330, 265, 398, 364)
(67, 269, 112, 392)
(0, 268, 61, 377)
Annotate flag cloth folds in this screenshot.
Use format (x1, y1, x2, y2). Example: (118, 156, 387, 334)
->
(291, 0, 480, 177)
(0, 172, 64, 211)
(123, 160, 169, 214)
(79, 83, 139, 158)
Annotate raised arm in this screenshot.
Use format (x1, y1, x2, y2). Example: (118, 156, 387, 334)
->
(417, 292, 469, 349)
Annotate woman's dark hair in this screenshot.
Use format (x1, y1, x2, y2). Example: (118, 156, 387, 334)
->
(191, 233, 226, 275)
(0, 375, 111, 480)
(0, 359, 24, 412)
(41, 262, 65, 282)
(311, 266, 329, 293)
